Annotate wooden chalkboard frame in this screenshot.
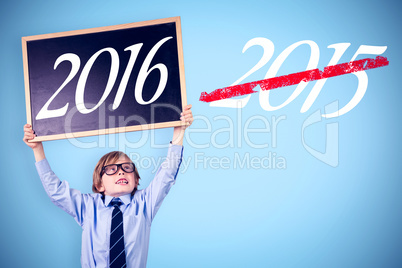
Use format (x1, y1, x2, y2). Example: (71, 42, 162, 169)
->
(22, 16, 187, 142)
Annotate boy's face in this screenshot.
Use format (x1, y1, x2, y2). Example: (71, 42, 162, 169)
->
(98, 157, 139, 197)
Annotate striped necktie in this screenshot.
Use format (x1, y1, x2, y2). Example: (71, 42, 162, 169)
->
(109, 198, 126, 268)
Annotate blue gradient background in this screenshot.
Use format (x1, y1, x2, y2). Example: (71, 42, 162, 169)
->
(1, 0, 401, 267)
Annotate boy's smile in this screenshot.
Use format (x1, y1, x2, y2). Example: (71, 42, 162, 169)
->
(98, 157, 139, 197)
(116, 178, 128, 184)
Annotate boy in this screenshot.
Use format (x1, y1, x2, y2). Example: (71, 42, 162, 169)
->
(23, 105, 193, 268)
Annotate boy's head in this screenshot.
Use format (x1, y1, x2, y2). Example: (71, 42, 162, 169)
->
(93, 151, 140, 197)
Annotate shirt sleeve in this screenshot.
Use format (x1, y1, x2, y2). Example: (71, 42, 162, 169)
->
(35, 158, 88, 227)
(143, 144, 183, 222)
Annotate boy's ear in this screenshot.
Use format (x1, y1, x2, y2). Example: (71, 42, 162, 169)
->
(97, 183, 105, 193)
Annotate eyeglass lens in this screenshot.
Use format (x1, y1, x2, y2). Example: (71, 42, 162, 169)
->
(103, 163, 134, 175)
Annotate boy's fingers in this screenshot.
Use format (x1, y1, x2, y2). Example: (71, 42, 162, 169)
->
(182, 113, 192, 118)
(23, 124, 36, 140)
(24, 124, 32, 130)
(23, 135, 30, 142)
(178, 105, 193, 127)
(24, 129, 34, 135)
(183, 115, 193, 123)
(184, 104, 192, 110)
(23, 124, 35, 134)
(181, 110, 192, 116)
(24, 133, 35, 141)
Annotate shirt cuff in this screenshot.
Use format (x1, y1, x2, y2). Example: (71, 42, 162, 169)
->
(168, 143, 184, 154)
(35, 158, 52, 176)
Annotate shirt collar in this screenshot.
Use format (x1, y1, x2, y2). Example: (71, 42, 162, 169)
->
(104, 193, 131, 207)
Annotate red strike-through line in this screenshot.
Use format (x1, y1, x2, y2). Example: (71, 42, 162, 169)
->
(199, 56, 389, 103)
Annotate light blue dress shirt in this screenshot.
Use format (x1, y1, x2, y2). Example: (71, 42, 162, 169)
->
(35, 144, 183, 268)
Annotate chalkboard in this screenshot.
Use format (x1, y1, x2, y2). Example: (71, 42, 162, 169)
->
(22, 17, 186, 142)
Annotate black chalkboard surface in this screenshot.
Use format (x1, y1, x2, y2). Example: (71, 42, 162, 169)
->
(22, 17, 186, 142)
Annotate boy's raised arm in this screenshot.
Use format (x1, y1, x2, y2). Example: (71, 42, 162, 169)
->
(172, 104, 193, 145)
(23, 124, 45, 162)
(23, 124, 89, 227)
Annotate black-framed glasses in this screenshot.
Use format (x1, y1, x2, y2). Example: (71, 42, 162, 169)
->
(101, 162, 135, 176)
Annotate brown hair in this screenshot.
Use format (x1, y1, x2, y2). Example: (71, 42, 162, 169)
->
(92, 151, 140, 195)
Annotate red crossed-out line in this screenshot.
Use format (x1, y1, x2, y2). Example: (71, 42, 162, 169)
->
(199, 56, 389, 103)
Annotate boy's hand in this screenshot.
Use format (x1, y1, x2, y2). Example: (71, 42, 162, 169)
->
(179, 104, 193, 129)
(23, 124, 45, 162)
(172, 104, 193, 145)
(23, 124, 40, 148)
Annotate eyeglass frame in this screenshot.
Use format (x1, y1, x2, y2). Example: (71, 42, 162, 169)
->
(101, 162, 136, 176)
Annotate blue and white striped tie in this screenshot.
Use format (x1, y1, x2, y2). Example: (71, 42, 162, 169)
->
(109, 198, 126, 268)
